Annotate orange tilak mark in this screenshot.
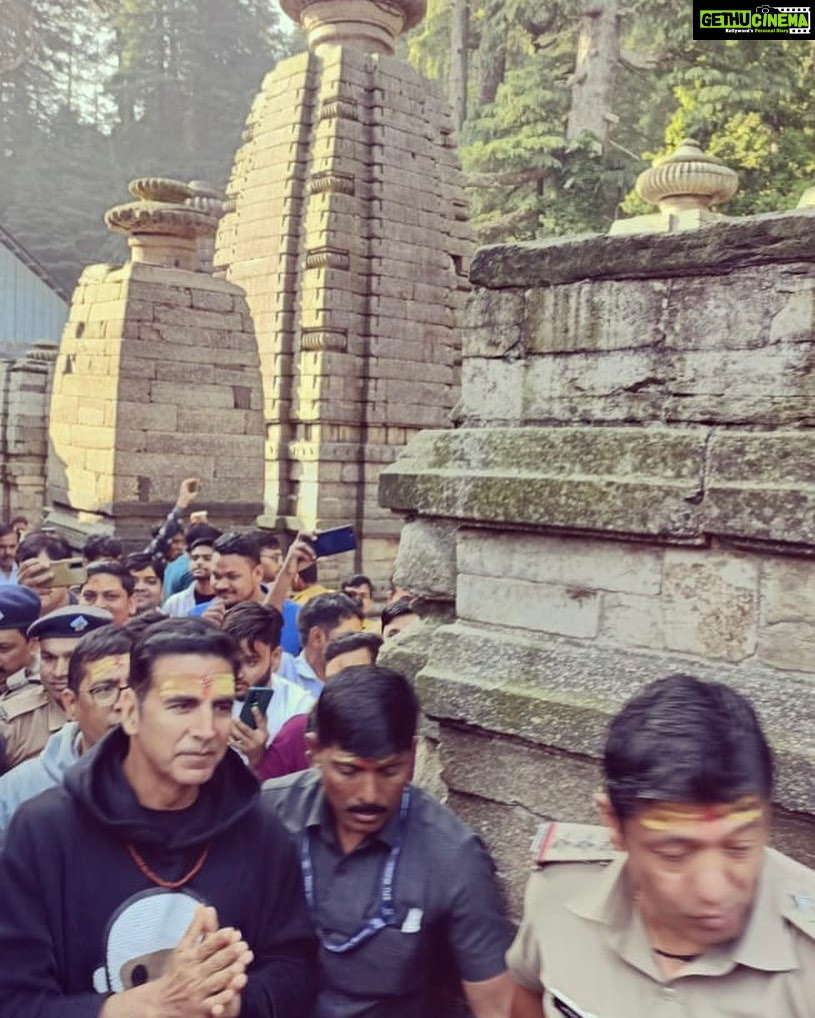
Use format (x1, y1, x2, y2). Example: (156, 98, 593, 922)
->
(158, 673, 235, 700)
(85, 655, 130, 685)
(639, 796, 763, 831)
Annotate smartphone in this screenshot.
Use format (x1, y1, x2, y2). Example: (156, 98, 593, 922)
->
(310, 525, 357, 559)
(239, 686, 274, 728)
(50, 557, 88, 588)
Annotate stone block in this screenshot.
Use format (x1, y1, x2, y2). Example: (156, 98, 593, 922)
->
(520, 347, 671, 425)
(599, 592, 664, 651)
(149, 381, 235, 409)
(457, 531, 662, 595)
(116, 401, 178, 432)
(380, 427, 706, 540)
(758, 622, 815, 672)
(391, 518, 458, 599)
(706, 432, 815, 545)
(462, 289, 525, 359)
(458, 359, 524, 424)
(662, 549, 758, 662)
(761, 557, 815, 624)
(524, 278, 669, 354)
(190, 289, 237, 312)
(662, 266, 810, 350)
(469, 213, 814, 288)
(410, 619, 814, 813)
(458, 574, 600, 639)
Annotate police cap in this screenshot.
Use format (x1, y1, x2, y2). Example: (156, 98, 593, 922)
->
(27, 604, 113, 640)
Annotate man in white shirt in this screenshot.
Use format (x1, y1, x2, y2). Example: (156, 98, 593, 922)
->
(222, 602, 314, 771)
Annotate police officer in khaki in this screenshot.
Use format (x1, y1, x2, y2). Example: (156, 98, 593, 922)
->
(508, 674, 814, 1018)
(0, 586, 41, 696)
(0, 605, 111, 772)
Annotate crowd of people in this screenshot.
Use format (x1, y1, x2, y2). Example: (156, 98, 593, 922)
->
(0, 481, 810, 1017)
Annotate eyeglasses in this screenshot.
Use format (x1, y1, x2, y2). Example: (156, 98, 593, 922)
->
(87, 681, 128, 707)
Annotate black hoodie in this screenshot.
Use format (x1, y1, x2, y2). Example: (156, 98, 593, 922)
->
(0, 727, 316, 1018)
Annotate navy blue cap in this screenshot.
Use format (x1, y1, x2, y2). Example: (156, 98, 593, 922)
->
(27, 604, 114, 640)
(0, 586, 42, 632)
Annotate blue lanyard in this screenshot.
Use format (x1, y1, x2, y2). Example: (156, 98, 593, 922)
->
(300, 785, 411, 954)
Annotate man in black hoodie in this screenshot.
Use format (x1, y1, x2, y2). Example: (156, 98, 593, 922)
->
(0, 617, 316, 1018)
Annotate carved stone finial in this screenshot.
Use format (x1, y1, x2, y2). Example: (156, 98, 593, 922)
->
(280, 0, 427, 55)
(636, 138, 739, 215)
(105, 177, 218, 270)
(610, 138, 739, 236)
(797, 186, 815, 209)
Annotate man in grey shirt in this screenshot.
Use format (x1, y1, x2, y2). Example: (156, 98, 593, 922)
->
(262, 665, 514, 1018)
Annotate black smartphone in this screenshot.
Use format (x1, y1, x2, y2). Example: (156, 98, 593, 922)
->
(239, 686, 274, 728)
(310, 525, 357, 558)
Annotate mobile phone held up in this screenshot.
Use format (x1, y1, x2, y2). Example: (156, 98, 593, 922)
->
(239, 686, 274, 728)
(310, 525, 357, 559)
(50, 557, 88, 588)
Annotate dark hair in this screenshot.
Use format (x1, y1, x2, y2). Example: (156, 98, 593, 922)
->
(0, 524, 14, 539)
(185, 523, 222, 551)
(223, 602, 283, 651)
(84, 561, 136, 595)
(189, 537, 216, 554)
(298, 562, 318, 585)
(128, 617, 239, 700)
(213, 532, 260, 565)
(9, 516, 28, 527)
(314, 665, 418, 757)
(380, 596, 416, 630)
(67, 625, 133, 694)
(122, 609, 169, 641)
(83, 534, 124, 562)
(297, 592, 362, 643)
(341, 574, 373, 595)
(604, 674, 774, 820)
(325, 630, 383, 665)
(254, 531, 282, 552)
(125, 552, 166, 582)
(16, 531, 72, 565)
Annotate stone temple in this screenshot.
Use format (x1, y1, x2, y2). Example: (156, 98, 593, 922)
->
(38, 0, 473, 584)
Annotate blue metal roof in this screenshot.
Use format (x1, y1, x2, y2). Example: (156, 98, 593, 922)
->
(0, 224, 69, 347)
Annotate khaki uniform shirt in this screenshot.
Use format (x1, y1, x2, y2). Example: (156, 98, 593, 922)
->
(508, 833, 815, 1018)
(0, 684, 65, 772)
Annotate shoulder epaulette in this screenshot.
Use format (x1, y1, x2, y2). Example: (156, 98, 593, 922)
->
(531, 822, 620, 867)
(782, 889, 815, 941)
(0, 683, 47, 723)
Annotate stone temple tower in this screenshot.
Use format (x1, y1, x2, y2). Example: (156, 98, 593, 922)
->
(214, 0, 473, 579)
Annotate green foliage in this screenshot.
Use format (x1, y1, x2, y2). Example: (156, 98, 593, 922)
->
(0, 0, 298, 293)
(408, 0, 815, 244)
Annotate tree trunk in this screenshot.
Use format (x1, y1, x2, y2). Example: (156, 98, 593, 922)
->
(449, 0, 469, 132)
(566, 0, 620, 149)
(478, 16, 505, 105)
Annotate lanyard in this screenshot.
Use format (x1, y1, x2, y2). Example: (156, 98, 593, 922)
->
(301, 785, 411, 954)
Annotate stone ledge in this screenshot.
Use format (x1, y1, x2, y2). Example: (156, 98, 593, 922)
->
(380, 426, 706, 540)
(470, 212, 814, 289)
(381, 426, 815, 548)
(412, 621, 814, 815)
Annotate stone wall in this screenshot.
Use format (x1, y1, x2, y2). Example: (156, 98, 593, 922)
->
(0, 342, 57, 525)
(380, 211, 815, 915)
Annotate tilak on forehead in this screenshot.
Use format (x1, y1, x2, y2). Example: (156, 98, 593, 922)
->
(86, 655, 130, 685)
(638, 795, 763, 831)
(158, 671, 235, 699)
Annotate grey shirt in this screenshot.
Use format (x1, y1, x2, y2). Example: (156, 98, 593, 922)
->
(262, 769, 513, 1018)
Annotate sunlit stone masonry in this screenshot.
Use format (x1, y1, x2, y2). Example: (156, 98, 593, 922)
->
(214, 0, 473, 581)
(47, 178, 264, 546)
